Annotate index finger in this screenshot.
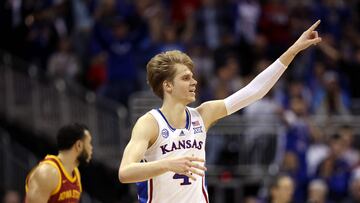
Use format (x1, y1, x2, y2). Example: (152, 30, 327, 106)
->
(307, 20, 321, 32)
(187, 156, 205, 162)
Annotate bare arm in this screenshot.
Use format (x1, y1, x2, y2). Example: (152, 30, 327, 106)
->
(119, 113, 206, 183)
(26, 164, 59, 203)
(197, 20, 322, 128)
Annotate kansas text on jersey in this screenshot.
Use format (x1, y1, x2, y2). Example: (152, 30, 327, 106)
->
(136, 107, 209, 203)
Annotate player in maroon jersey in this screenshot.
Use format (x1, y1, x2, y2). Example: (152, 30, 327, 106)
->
(25, 123, 93, 203)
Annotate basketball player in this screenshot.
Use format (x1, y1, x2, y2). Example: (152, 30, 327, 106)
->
(119, 21, 322, 202)
(25, 123, 93, 203)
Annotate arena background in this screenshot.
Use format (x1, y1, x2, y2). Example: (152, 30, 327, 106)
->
(1, 0, 360, 202)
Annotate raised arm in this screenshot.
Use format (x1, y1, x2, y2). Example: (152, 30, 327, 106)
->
(119, 113, 207, 183)
(197, 20, 322, 129)
(26, 164, 59, 203)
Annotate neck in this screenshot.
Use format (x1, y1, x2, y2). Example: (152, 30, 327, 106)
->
(160, 99, 187, 129)
(57, 151, 78, 174)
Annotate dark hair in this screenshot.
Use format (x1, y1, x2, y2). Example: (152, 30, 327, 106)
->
(339, 124, 352, 131)
(57, 123, 89, 151)
(330, 133, 341, 141)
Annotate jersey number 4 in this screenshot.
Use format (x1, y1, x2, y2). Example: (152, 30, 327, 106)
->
(173, 173, 191, 185)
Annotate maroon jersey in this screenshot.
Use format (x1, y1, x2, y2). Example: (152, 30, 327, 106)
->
(25, 155, 82, 203)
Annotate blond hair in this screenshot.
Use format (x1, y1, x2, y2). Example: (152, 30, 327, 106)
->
(146, 50, 194, 99)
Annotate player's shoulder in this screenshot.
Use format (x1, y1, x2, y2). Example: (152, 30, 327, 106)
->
(195, 101, 208, 115)
(133, 112, 159, 133)
(36, 161, 60, 179)
(187, 106, 200, 113)
(196, 100, 225, 114)
(137, 112, 157, 125)
(29, 161, 60, 187)
(131, 112, 159, 142)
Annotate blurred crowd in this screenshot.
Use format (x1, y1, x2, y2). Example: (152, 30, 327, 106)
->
(1, 0, 360, 202)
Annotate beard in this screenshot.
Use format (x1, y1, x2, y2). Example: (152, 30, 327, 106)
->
(77, 149, 90, 166)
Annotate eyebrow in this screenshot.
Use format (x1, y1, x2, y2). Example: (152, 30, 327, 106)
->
(180, 72, 193, 77)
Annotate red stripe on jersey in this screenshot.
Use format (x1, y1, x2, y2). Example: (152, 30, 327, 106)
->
(149, 179, 153, 203)
(202, 177, 209, 203)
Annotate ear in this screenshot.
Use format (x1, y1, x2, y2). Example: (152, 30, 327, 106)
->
(75, 140, 83, 152)
(163, 80, 172, 93)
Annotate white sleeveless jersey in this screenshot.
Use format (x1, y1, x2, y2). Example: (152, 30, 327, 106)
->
(136, 107, 209, 203)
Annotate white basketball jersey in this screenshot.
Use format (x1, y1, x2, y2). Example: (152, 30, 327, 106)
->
(136, 107, 209, 203)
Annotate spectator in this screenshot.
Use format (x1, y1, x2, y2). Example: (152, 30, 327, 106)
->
(234, 0, 261, 44)
(268, 175, 295, 203)
(93, 17, 139, 105)
(156, 24, 186, 53)
(306, 128, 329, 177)
(259, 0, 290, 58)
(188, 44, 214, 102)
(193, 0, 233, 50)
(2, 190, 21, 203)
(47, 37, 80, 81)
(315, 134, 351, 201)
(211, 55, 244, 100)
(280, 80, 312, 110)
(342, 168, 360, 203)
(283, 95, 323, 202)
(244, 77, 283, 165)
(307, 179, 331, 203)
(312, 71, 350, 116)
(338, 125, 359, 168)
(86, 52, 107, 91)
(312, 0, 351, 40)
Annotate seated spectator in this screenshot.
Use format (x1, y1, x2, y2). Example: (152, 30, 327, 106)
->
(280, 80, 312, 110)
(47, 37, 80, 81)
(306, 130, 329, 177)
(267, 175, 295, 203)
(86, 52, 107, 91)
(244, 89, 283, 165)
(305, 117, 328, 179)
(211, 55, 244, 100)
(283, 96, 315, 202)
(2, 190, 21, 203)
(93, 17, 140, 106)
(315, 134, 351, 202)
(307, 179, 332, 203)
(312, 71, 350, 116)
(338, 125, 359, 167)
(342, 168, 360, 203)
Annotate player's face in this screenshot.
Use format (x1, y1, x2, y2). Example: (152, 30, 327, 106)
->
(169, 63, 197, 104)
(77, 130, 93, 165)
